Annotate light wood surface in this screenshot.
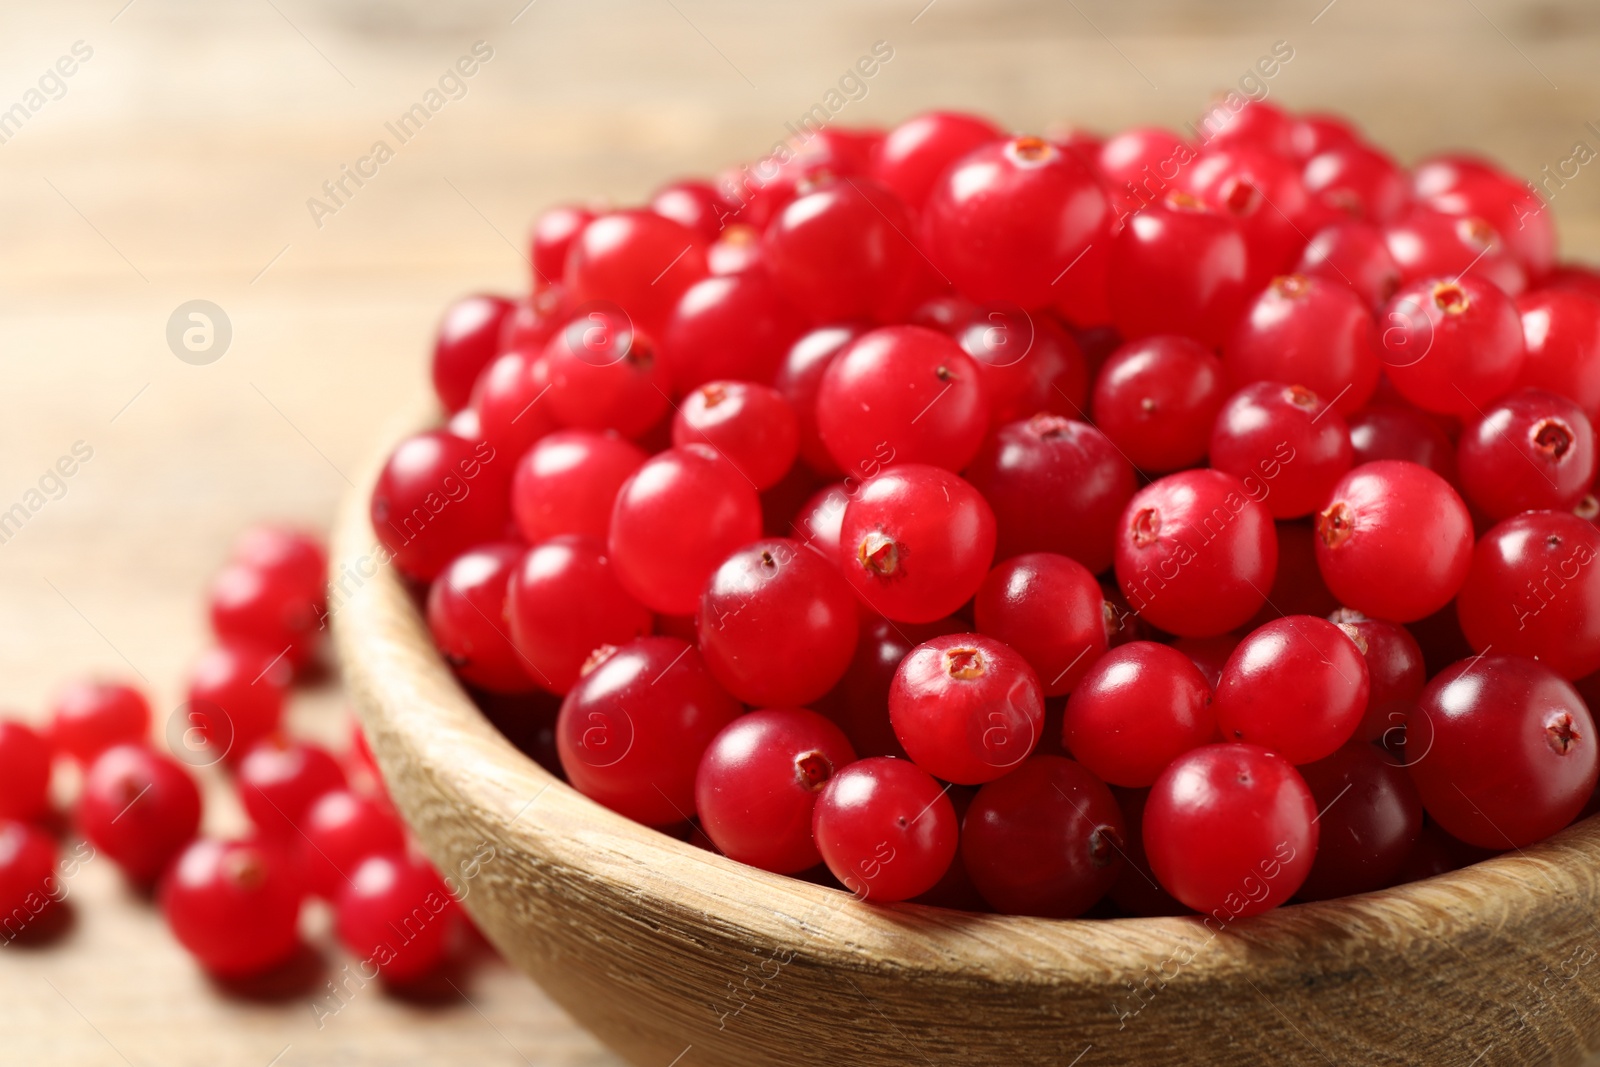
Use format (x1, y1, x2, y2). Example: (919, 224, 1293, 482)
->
(5, 0, 1600, 1064)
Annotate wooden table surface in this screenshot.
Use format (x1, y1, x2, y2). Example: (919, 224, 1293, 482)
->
(3, 0, 1600, 1064)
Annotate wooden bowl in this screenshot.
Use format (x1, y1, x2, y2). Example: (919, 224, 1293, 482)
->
(333, 410, 1600, 1067)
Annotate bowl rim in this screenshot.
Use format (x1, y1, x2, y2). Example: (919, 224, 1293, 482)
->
(334, 401, 1600, 990)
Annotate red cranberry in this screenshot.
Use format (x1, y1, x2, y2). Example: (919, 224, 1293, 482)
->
(507, 535, 653, 695)
(1252, 520, 1339, 624)
(659, 270, 806, 392)
(563, 210, 707, 337)
(208, 561, 323, 671)
(812, 756, 958, 901)
(236, 737, 346, 840)
(1063, 641, 1215, 787)
(510, 429, 645, 545)
(1171, 633, 1241, 690)
(974, 553, 1108, 697)
(336, 853, 457, 984)
(773, 324, 865, 477)
(431, 294, 515, 413)
(542, 306, 669, 439)
(370, 429, 509, 583)
(872, 110, 1002, 210)
(78, 744, 201, 884)
(1177, 146, 1314, 277)
(49, 680, 150, 763)
(1346, 404, 1458, 481)
(1197, 99, 1296, 158)
(1382, 210, 1526, 296)
(530, 204, 595, 289)
(1457, 388, 1595, 519)
(961, 756, 1124, 917)
(185, 643, 291, 760)
(1092, 335, 1229, 473)
(1303, 143, 1410, 224)
(889, 633, 1044, 785)
(499, 287, 570, 354)
(815, 616, 962, 761)
(672, 381, 799, 491)
(1109, 192, 1252, 347)
(1214, 615, 1369, 764)
(296, 789, 406, 899)
(470, 349, 557, 467)
(1413, 158, 1556, 277)
(1406, 655, 1597, 848)
(1107, 786, 1190, 916)
(0, 820, 58, 929)
(1097, 126, 1194, 218)
(1224, 274, 1381, 416)
(952, 307, 1089, 429)
(426, 542, 535, 694)
(1295, 741, 1422, 900)
(1515, 288, 1600, 426)
(162, 838, 303, 978)
(649, 179, 728, 241)
(789, 482, 849, 564)
(230, 526, 326, 603)
(1330, 609, 1427, 744)
(707, 223, 762, 275)
(1294, 219, 1402, 308)
(0, 721, 52, 822)
(1209, 382, 1354, 519)
(1376, 276, 1526, 418)
(695, 708, 856, 874)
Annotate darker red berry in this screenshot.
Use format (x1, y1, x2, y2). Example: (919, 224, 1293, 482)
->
(1091, 335, 1229, 474)
(1295, 741, 1422, 900)
(427, 541, 537, 694)
(973, 553, 1108, 697)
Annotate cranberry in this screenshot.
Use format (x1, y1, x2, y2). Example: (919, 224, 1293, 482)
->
(872, 110, 1002, 210)
(1144, 743, 1318, 917)
(1314, 460, 1473, 622)
(816, 325, 987, 475)
(0, 820, 58, 928)
(1177, 146, 1313, 278)
(952, 307, 1089, 429)
(0, 721, 52, 822)
(208, 561, 323, 671)
(1091, 335, 1229, 473)
(1303, 143, 1410, 224)
(812, 756, 958, 901)
(1413, 157, 1556, 277)
(1253, 520, 1340, 624)
(425, 542, 534, 694)
(469, 349, 557, 467)
(77, 744, 201, 884)
(336, 853, 457, 983)
(1376, 276, 1526, 417)
(1097, 126, 1194, 218)
(1295, 741, 1423, 900)
(507, 535, 653, 695)
(695, 708, 856, 874)
(530, 204, 595, 289)
(1214, 616, 1369, 764)
(1516, 289, 1600, 425)
(650, 179, 728, 241)
(162, 838, 303, 977)
(672, 381, 798, 490)
(659, 270, 806, 392)
(838, 465, 996, 624)
(1407, 655, 1597, 848)
(1171, 633, 1241, 690)
(1114, 469, 1279, 637)
(1211, 383, 1353, 519)
(236, 737, 346, 840)
(1383, 210, 1526, 296)
(816, 616, 962, 761)
(961, 756, 1124, 917)
(431, 294, 515, 413)
(608, 446, 763, 615)
(1457, 388, 1595, 519)
(1294, 219, 1402, 308)
(1198, 99, 1296, 158)
(773, 324, 865, 476)
(1456, 512, 1600, 680)
(563, 210, 707, 336)
(49, 680, 150, 763)
(789, 482, 848, 564)
(1545, 264, 1600, 302)
(510, 429, 645, 545)
(370, 429, 509, 583)
(230, 526, 326, 603)
(184, 643, 291, 760)
(707, 223, 762, 275)
(964, 414, 1137, 572)
(974, 553, 1108, 697)
(1346, 404, 1458, 481)
(541, 306, 669, 439)
(1224, 274, 1381, 416)
(1062, 641, 1215, 787)
(1107, 786, 1190, 916)
(556, 638, 742, 826)
(889, 633, 1044, 785)
(1330, 609, 1428, 744)
(296, 789, 406, 899)
(1109, 192, 1252, 347)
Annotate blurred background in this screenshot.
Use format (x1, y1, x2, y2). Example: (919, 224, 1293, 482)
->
(2, 0, 1598, 1063)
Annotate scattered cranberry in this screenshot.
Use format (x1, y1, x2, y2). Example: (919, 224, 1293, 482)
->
(812, 756, 957, 901)
(236, 737, 347, 841)
(1063, 641, 1215, 787)
(889, 633, 1044, 785)
(78, 744, 202, 884)
(335, 853, 457, 984)
(185, 643, 292, 759)
(296, 789, 407, 900)
(0, 820, 58, 929)
(0, 721, 53, 822)
(50, 680, 150, 762)
(208, 561, 324, 670)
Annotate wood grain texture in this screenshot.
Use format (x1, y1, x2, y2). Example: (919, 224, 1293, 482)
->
(337, 406, 1600, 1067)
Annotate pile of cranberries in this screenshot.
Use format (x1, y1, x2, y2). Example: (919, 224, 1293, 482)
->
(0, 526, 476, 986)
(376, 100, 1600, 922)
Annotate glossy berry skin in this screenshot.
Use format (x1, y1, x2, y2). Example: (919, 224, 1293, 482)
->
(1091, 336, 1229, 474)
(507, 535, 653, 695)
(231, 525, 326, 599)
(952, 307, 1090, 430)
(1406, 655, 1598, 848)
(208, 562, 324, 671)
(0, 820, 58, 924)
(650, 179, 727, 241)
(470, 350, 557, 467)
(370, 430, 508, 583)
(672, 381, 798, 490)
(816, 325, 987, 475)
(0, 721, 52, 821)
(889, 633, 1044, 785)
(236, 738, 347, 841)
(49, 680, 150, 762)
(1347, 405, 1457, 481)
(1515, 289, 1600, 426)
(1315, 461, 1473, 622)
(812, 757, 958, 901)
(510, 430, 646, 544)
(764, 177, 929, 323)
(336, 853, 456, 984)
(1295, 741, 1422, 900)
(698, 539, 859, 707)
(1224, 274, 1380, 416)
(1303, 144, 1410, 224)
(695, 708, 856, 874)
(426, 542, 535, 694)
(563, 210, 707, 337)
(162, 839, 303, 978)
(964, 415, 1136, 572)
(816, 616, 962, 761)
(961, 756, 1124, 918)
(185, 643, 291, 759)
(1144, 743, 1318, 918)
(1108, 193, 1252, 348)
(789, 482, 848, 563)
(773, 324, 864, 476)
(1456, 512, 1600, 681)
(974, 553, 1108, 697)
(1062, 642, 1216, 787)
(608, 446, 763, 616)
(556, 638, 742, 826)
(839, 465, 996, 624)
(1457, 388, 1596, 520)
(531, 204, 595, 288)
(1383, 211, 1525, 296)
(1201, 99, 1297, 158)
(1413, 160, 1555, 276)
(1097, 126, 1192, 216)
(1176, 147, 1313, 278)
(1375, 276, 1526, 418)
(872, 110, 1002, 210)
(431, 294, 515, 413)
(1215, 616, 1369, 764)
(77, 745, 202, 884)
(659, 270, 806, 393)
(1209, 383, 1353, 519)
(542, 307, 669, 439)
(1331, 610, 1428, 744)
(1114, 469, 1278, 637)
(1294, 220, 1402, 309)
(296, 789, 406, 899)
(922, 136, 1112, 309)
